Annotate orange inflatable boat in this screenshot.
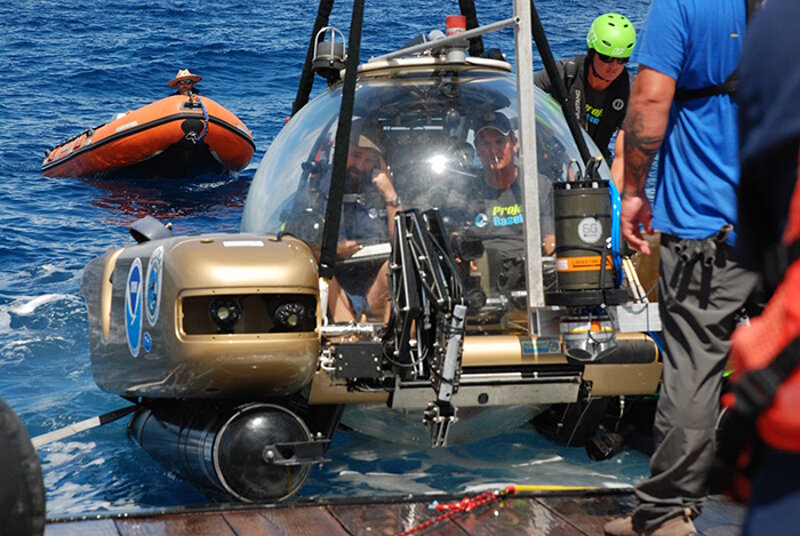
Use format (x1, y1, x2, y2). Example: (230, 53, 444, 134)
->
(42, 95, 255, 178)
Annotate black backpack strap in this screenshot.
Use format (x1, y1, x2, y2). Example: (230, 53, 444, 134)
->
(562, 59, 578, 90)
(674, 73, 738, 101)
(674, 0, 764, 102)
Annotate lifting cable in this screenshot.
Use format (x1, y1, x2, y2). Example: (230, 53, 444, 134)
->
(31, 405, 137, 448)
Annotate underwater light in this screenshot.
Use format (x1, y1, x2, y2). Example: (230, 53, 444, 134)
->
(274, 302, 306, 330)
(208, 296, 242, 333)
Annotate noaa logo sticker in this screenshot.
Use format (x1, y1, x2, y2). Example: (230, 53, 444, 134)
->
(142, 332, 152, 353)
(612, 98, 625, 111)
(125, 258, 143, 358)
(145, 246, 164, 327)
(578, 217, 603, 244)
(474, 213, 489, 228)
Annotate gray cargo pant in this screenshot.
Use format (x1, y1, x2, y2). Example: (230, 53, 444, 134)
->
(632, 233, 758, 531)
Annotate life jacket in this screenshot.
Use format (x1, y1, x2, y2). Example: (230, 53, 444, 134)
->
(708, 147, 800, 502)
(560, 55, 630, 159)
(727, 146, 800, 453)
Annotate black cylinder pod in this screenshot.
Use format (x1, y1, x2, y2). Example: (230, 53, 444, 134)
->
(553, 180, 614, 290)
(128, 403, 312, 502)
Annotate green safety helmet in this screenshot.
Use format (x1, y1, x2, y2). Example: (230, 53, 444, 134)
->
(586, 13, 636, 59)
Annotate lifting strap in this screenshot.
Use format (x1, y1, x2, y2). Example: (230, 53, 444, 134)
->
(291, 0, 336, 117)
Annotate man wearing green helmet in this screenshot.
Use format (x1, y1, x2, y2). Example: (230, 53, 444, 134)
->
(534, 13, 635, 184)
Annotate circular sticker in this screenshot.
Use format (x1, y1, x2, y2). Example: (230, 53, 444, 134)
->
(577, 217, 603, 244)
(612, 98, 625, 111)
(143, 332, 152, 353)
(474, 213, 488, 228)
(125, 258, 143, 358)
(145, 246, 164, 327)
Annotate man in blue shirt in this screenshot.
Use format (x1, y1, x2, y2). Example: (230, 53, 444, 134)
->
(606, 0, 759, 534)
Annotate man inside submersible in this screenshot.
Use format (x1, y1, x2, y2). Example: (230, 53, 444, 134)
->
(327, 118, 403, 322)
(452, 111, 557, 312)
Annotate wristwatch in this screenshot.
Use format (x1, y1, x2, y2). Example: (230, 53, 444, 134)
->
(387, 194, 402, 207)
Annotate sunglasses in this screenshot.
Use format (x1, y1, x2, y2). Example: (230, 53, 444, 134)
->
(596, 53, 629, 65)
(177, 80, 194, 85)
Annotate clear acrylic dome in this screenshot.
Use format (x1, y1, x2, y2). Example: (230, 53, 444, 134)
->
(241, 65, 611, 329)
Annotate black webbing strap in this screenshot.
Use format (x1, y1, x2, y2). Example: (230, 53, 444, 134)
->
(674, 74, 738, 102)
(458, 0, 484, 57)
(291, 0, 336, 117)
(733, 337, 800, 421)
(318, 0, 364, 279)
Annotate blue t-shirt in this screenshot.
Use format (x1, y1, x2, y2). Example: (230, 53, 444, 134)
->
(635, 0, 746, 245)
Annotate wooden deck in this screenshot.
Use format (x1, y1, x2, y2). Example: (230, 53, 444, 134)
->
(44, 491, 745, 535)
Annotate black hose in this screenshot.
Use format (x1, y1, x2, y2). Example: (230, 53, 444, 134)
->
(529, 0, 595, 176)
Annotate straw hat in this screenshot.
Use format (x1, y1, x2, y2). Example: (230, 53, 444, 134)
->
(349, 118, 387, 156)
(168, 69, 203, 87)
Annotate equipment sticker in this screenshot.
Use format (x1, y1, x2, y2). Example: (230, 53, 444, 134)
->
(223, 240, 264, 248)
(521, 339, 562, 355)
(142, 332, 152, 353)
(577, 217, 603, 244)
(125, 258, 143, 358)
(145, 246, 164, 327)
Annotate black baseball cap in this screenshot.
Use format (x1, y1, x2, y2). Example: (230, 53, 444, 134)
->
(476, 111, 513, 137)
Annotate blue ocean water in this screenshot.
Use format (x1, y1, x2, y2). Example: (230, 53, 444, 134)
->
(0, 0, 654, 517)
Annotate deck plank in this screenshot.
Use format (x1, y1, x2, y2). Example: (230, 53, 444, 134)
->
(43, 493, 746, 535)
(45, 519, 120, 536)
(329, 501, 468, 535)
(534, 493, 638, 534)
(115, 512, 235, 536)
(452, 497, 583, 535)
(225, 506, 349, 536)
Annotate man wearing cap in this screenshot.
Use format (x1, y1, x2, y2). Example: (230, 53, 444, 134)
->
(471, 111, 555, 257)
(454, 111, 556, 301)
(168, 69, 202, 96)
(327, 118, 402, 322)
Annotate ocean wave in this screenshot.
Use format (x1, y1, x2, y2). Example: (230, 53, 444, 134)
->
(7, 293, 77, 316)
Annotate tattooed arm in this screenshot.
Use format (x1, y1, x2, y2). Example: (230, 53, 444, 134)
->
(620, 66, 676, 254)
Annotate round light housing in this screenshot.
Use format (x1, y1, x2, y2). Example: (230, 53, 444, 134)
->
(209, 297, 242, 333)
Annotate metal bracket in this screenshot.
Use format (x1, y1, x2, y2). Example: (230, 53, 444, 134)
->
(331, 341, 384, 379)
(423, 401, 458, 448)
(261, 437, 331, 466)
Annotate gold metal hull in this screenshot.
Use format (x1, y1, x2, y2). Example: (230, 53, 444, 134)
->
(81, 233, 320, 398)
